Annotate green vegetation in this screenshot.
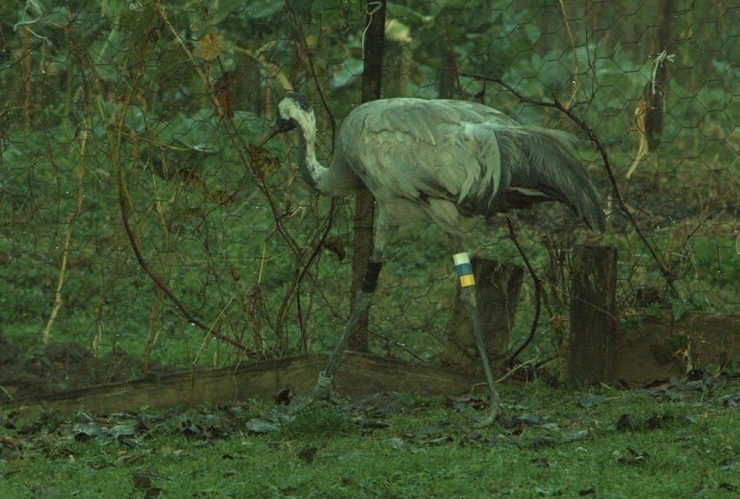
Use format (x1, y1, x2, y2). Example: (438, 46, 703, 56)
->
(2, 381, 738, 498)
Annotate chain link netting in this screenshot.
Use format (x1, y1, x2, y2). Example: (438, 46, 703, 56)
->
(1, 0, 738, 395)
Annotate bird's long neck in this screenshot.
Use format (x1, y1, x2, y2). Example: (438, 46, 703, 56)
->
(294, 114, 328, 193)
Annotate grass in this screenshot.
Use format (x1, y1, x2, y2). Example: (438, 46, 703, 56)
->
(2, 380, 738, 498)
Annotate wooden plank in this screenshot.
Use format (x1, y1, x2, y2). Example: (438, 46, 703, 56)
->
(5, 352, 481, 417)
(612, 308, 740, 386)
(564, 246, 618, 386)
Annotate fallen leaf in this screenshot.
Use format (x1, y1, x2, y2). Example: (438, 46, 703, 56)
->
(617, 447, 649, 465)
(245, 417, 280, 434)
(298, 446, 317, 464)
(578, 394, 605, 408)
(274, 388, 292, 406)
(563, 429, 589, 442)
(616, 413, 641, 431)
(388, 437, 408, 451)
(132, 473, 152, 489)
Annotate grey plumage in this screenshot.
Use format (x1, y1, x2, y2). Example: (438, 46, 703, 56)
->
(265, 92, 605, 244)
(260, 92, 605, 425)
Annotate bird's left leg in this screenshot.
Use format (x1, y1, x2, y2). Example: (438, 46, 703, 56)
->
(453, 252, 500, 427)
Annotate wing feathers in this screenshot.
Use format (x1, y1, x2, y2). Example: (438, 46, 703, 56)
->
(336, 98, 605, 232)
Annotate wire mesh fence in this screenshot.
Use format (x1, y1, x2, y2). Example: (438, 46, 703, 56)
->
(1, 0, 738, 396)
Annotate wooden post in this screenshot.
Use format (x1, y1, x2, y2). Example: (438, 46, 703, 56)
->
(444, 257, 523, 373)
(348, 0, 387, 352)
(564, 246, 617, 386)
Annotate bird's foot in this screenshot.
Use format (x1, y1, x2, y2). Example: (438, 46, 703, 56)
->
(288, 371, 339, 414)
(471, 394, 500, 428)
(472, 407, 498, 429)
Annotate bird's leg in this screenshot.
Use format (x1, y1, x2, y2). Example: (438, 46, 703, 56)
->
(290, 258, 383, 413)
(454, 252, 500, 427)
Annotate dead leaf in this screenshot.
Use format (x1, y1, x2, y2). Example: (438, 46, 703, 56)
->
(578, 394, 604, 408)
(385, 19, 412, 44)
(245, 417, 280, 434)
(322, 235, 346, 261)
(194, 33, 225, 62)
(616, 413, 641, 431)
(144, 487, 164, 498)
(206, 188, 235, 206)
(617, 447, 649, 465)
(274, 388, 292, 406)
(132, 472, 152, 489)
(297, 446, 317, 463)
(248, 144, 280, 180)
(179, 168, 205, 190)
(228, 264, 240, 281)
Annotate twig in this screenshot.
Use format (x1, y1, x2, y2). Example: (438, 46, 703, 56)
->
(284, 0, 337, 150)
(557, 0, 580, 108)
(470, 358, 539, 393)
(107, 21, 251, 354)
(0, 384, 13, 401)
(505, 217, 543, 364)
(444, 17, 465, 99)
(43, 125, 88, 344)
(294, 200, 338, 352)
(154, 3, 224, 120)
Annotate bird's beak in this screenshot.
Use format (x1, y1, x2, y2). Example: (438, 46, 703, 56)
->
(257, 119, 296, 147)
(257, 124, 280, 147)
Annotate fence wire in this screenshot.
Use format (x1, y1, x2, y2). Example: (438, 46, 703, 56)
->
(1, 0, 738, 395)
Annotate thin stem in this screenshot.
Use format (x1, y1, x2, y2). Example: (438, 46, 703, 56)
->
(505, 217, 543, 365)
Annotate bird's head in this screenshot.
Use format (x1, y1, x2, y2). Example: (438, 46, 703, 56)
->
(258, 92, 314, 146)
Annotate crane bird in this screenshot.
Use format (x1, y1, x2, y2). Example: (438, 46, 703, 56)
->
(260, 92, 605, 426)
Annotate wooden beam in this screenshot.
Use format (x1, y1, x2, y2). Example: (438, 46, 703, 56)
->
(612, 308, 740, 386)
(6, 352, 481, 418)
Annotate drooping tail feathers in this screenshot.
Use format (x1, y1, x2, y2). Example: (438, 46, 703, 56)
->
(497, 126, 606, 232)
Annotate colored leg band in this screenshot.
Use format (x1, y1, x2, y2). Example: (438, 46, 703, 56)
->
(361, 260, 383, 293)
(453, 252, 476, 288)
(317, 371, 333, 387)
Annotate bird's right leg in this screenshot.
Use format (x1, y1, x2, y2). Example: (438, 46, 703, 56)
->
(290, 252, 384, 413)
(454, 252, 500, 427)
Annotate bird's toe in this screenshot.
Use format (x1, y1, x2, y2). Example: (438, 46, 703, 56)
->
(472, 406, 498, 428)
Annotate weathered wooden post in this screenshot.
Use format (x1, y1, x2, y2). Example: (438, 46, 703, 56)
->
(563, 246, 617, 386)
(444, 257, 523, 373)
